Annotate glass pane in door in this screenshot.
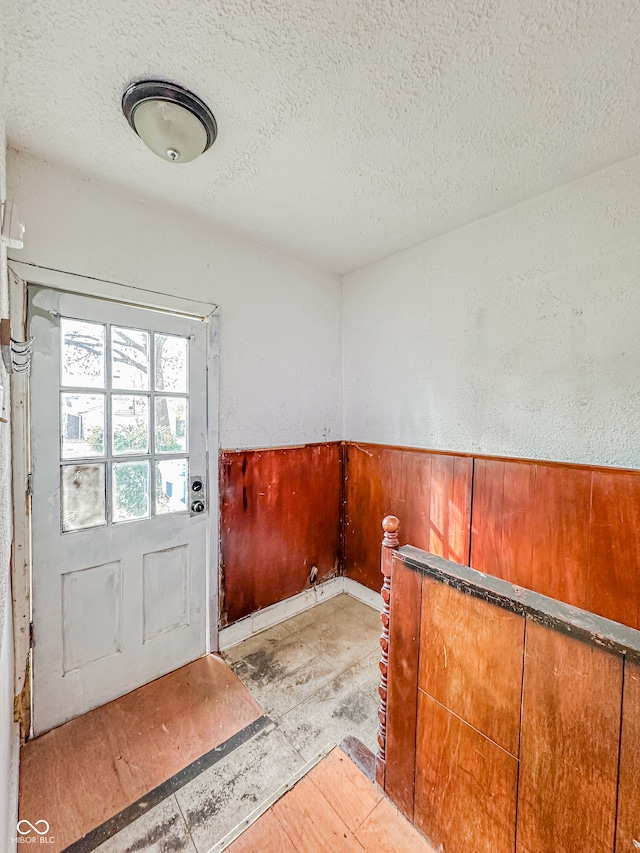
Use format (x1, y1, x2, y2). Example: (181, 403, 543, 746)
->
(112, 396, 149, 455)
(111, 327, 150, 390)
(113, 460, 150, 522)
(155, 397, 188, 453)
(155, 458, 188, 514)
(61, 464, 107, 532)
(61, 319, 106, 388)
(155, 334, 188, 392)
(60, 393, 105, 459)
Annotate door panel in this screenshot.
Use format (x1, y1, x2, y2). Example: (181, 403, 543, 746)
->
(29, 286, 209, 734)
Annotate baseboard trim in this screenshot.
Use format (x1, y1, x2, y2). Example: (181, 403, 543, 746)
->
(343, 577, 383, 610)
(218, 577, 382, 650)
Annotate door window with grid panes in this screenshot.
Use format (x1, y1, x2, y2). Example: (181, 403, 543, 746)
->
(59, 318, 191, 531)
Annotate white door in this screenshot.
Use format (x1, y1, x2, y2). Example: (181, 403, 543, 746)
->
(29, 286, 210, 735)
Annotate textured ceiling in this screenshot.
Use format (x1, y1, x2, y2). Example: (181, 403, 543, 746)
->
(3, 0, 640, 273)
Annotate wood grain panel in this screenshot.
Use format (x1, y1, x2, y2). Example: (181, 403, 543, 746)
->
(589, 470, 640, 628)
(344, 444, 472, 591)
(307, 747, 382, 833)
(385, 559, 423, 819)
(345, 443, 640, 630)
(419, 576, 524, 756)
(343, 445, 429, 590)
(616, 660, 640, 853)
(470, 458, 536, 588)
(517, 619, 622, 853)
(429, 453, 473, 564)
(530, 463, 592, 609)
(472, 460, 592, 609)
(219, 443, 341, 625)
(469, 458, 505, 580)
(272, 775, 365, 853)
(227, 809, 297, 853)
(414, 690, 518, 853)
(355, 796, 436, 853)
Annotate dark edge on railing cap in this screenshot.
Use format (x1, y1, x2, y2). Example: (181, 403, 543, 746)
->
(395, 544, 640, 663)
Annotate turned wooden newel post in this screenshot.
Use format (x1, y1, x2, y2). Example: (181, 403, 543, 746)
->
(376, 514, 400, 789)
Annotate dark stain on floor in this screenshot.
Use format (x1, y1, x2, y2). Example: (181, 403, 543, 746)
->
(122, 811, 188, 853)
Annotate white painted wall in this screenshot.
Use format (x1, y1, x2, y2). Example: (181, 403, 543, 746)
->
(0, 43, 20, 852)
(7, 149, 342, 450)
(343, 156, 640, 470)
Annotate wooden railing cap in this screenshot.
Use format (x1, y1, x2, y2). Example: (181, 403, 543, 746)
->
(382, 515, 400, 533)
(382, 515, 400, 548)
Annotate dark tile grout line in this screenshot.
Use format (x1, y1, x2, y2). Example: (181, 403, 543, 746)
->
(61, 715, 272, 853)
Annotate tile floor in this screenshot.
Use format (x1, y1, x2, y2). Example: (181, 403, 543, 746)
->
(224, 593, 382, 759)
(91, 593, 383, 852)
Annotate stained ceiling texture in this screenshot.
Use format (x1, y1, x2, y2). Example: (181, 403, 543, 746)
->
(3, 0, 640, 273)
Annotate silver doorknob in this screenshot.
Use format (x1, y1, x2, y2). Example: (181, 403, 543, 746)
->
(191, 500, 205, 514)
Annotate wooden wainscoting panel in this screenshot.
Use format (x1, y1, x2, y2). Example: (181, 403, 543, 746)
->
(418, 576, 524, 756)
(517, 619, 622, 853)
(469, 458, 505, 581)
(344, 444, 472, 591)
(414, 690, 518, 853)
(589, 470, 640, 629)
(219, 443, 341, 625)
(346, 444, 640, 630)
(428, 453, 472, 565)
(343, 444, 431, 591)
(470, 458, 535, 589)
(529, 463, 592, 610)
(385, 559, 423, 819)
(616, 660, 640, 853)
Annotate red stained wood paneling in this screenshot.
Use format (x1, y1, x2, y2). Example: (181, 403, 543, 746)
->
(429, 454, 473, 563)
(385, 558, 423, 819)
(344, 442, 640, 630)
(414, 690, 519, 853)
(219, 443, 341, 625)
(589, 470, 640, 628)
(517, 619, 622, 853)
(343, 445, 429, 590)
(471, 459, 592, 610)
(616, 661, 640, 853)
(419, 576, 524, 757)
(222, 439, 640, 633)
(470, 458, 535, 589)
(344, 444, 472, 591)
(530, 463, 592, 609)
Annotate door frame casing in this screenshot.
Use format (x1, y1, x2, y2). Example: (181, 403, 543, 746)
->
(9, 261, 220, 734)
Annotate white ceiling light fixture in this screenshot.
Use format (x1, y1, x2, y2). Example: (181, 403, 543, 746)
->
(122, 80, 217, 164)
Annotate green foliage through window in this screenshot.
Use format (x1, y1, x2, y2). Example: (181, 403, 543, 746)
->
(87, 423, 181, 519)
